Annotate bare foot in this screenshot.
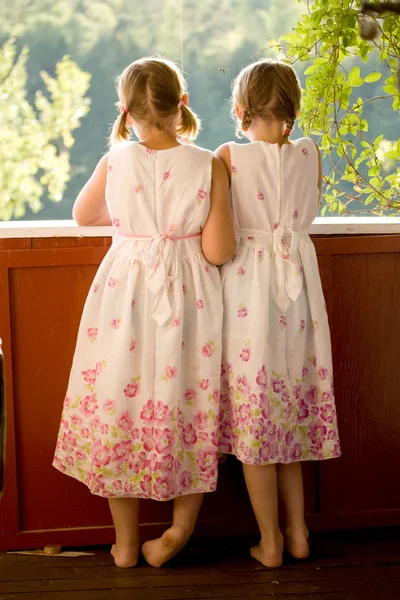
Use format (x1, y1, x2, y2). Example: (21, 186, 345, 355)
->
(250, 533, 284, 568)
(111, 543, 139, 568)
(285, 527, 310, 560)
(142, 525, 190, 568)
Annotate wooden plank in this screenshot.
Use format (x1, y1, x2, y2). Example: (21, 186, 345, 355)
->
(0, 532, 400, 599)
(0, 221, 112, 239)
(326, 253, 400, 518)
(0, 233, 399, 257)
(2, 217, 400, 238)
(3, 548, 400, 578)
(313, 234, 400, 255)
(0, 267, 19, 540)
(8, 265, 110, 532)
(0, 593, 394, 600)
(0, 239, 31, 250)
(31, 237, 112, 249)
(307, 510, 400, 532)
(0, 247, 108, 268)
(2, 561, 400, 583)
(0, 577, 399, 598)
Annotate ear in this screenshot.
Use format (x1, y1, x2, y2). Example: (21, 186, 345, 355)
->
(126, 113, 133, 127)
(181, 93, 189, 107)
(235, 104, 243, 120)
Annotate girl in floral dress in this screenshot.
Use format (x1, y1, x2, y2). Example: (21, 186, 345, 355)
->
(217, 59, 340, 568)
(53, 57, 235, 568)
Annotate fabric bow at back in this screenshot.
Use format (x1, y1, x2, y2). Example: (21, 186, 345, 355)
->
(236, 227, 308, 313)
(273, 225, 303, 313)
(143, 234, 179, 326)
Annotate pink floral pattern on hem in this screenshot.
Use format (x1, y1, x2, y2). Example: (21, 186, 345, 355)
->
(54, 395, 218, 499)
(218, 362, 340, 465)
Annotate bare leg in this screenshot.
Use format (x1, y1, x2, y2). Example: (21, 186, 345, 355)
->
(277, 462, 309, 559)
(142, 493, 203, 568)
(242, 463, 283, 568)
(108, 498, 140, 568)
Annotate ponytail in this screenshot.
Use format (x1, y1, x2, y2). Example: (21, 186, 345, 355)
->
(109, 111, 130, 147)
(177, 104, 201, 140)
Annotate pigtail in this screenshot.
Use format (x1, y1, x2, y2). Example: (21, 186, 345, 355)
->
(284, 115, 296, 139)
(240, 109, 253, 134)
(177, 104, 201, 140)
(109, 111, 130, 147)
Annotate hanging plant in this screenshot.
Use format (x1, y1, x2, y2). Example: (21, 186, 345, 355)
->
(279, 0, 400, 215)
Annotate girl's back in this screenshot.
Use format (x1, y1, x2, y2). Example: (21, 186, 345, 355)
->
(220, 137, 340, 465)
(228, 138, 319, 233)
(108, 142, 213, 238)
(54, 141, 226, 501)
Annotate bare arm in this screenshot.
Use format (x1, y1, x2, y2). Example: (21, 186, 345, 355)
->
(201, 156, 236, 266)
(215, 143, 232, 187)
(72, 154, 112, 226)
(312, 141, 323, 220)
(314, 140, 322, 200)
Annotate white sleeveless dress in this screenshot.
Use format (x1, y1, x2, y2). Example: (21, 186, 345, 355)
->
(219, 138, 340, 465)
(53, 142, 223, 500)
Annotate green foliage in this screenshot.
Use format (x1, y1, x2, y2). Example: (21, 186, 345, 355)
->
(0, 0, 307, 220)
(280, 0, 400, 215)
(0, 37, 90, 219)
(1, 0, 399, 218)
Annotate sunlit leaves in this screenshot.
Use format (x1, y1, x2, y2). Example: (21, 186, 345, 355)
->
(281, 0, 400, 215)
(0, 38, 90, 219)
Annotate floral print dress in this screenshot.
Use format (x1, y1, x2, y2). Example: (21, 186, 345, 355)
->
(219, 138, 340, 465)
(53, 142, 223, 500)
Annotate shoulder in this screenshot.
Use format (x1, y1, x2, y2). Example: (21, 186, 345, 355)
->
(183, 143, 212, 156)
(216, 141, 249, 156)
(181, 143, 213, 165)
(98, 153, 109, 168)
(215, 140, 252, 161)
(108, 140, 135, 160)
(177, 137, 197, 147)
(215, 143, 238, 182)
(93, 153, 109, 178)
(294, 137, 319, 155)
(215, 142, 232, 162)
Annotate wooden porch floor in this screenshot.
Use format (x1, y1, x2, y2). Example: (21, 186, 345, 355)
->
(1, 528, 400, 599)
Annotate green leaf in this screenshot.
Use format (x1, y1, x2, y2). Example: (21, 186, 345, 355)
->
(348, 66, 360, 85)
(304, 64, 319, 75)
(385, 151, 400, 161)
(364, 72, 382, 83)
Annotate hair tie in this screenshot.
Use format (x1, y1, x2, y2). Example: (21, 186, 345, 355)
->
(178, 101, 184, 108)
(284, 128, 291, 136)
(119, 105, 129, 114)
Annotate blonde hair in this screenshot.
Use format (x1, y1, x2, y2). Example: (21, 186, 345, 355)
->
(110, 56, 200, 145)
(232, 59, 301, 139)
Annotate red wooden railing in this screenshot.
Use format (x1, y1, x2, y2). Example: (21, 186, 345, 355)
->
(1, 227, 400, 550)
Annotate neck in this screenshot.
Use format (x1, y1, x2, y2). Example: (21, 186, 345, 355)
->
(135, 117, 179, 143)
(246, 118, 288, 145)
(135, 125, 182, 150)
(140, 130, 178, 143)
